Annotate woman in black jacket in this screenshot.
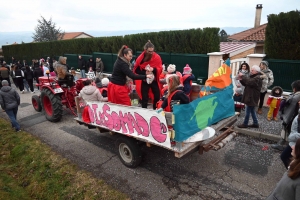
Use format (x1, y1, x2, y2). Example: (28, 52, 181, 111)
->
(24, 65, 35, 93)
(108, 45, 153, 106)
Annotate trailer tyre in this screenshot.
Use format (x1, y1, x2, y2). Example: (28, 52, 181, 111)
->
(32, 95, 42, 112)
(116, 136, 142, 168)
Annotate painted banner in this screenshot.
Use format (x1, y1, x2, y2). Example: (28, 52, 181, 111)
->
(173, 58, 235, 142)
(86, 102, 171, 148)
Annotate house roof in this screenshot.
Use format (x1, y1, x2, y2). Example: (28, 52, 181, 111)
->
(220, 42, 256, 57)
(228, 23, 267, 42)
(62, 32, 93, 40)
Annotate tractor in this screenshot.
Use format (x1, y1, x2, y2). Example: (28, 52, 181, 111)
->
(31, 72, 86, 122)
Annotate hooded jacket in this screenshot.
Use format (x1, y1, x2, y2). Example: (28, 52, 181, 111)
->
(56, 56, 69, 79)
(86, 57, 95, 71)
(79, 85, 108, 102)
(0, 86, 20, 110)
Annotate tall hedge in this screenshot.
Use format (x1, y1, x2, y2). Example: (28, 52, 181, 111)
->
(265, 10, 300, 60)
(2, 28, 220, 62)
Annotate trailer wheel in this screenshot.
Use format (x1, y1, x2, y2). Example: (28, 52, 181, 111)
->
(115, 136, 142, 168)
(32, 95, 42, 112)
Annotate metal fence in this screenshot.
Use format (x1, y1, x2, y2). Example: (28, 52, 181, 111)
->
(265, 59, 300, 92)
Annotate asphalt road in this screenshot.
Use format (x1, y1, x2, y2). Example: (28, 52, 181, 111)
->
(1, 88, 287, 200)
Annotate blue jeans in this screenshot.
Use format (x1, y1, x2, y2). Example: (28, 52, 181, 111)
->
(243, 105, 258, 125)
(23, 79, 30, 91)
(5, 107, 20, 131)
(80, 70, 86, 78)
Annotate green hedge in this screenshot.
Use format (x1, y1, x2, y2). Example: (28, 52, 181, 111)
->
(2, 28, 220, 63)
(265, 10, 300, 60)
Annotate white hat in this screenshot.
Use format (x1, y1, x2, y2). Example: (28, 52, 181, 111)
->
(167, 64, 176, 73)
(101, 78, 109, 86)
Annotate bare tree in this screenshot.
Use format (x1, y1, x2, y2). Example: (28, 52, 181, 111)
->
(32, 16, 65, 42)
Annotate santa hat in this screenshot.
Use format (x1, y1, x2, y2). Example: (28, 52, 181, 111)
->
(167, 64, 176, 73)
(183, 64, 192, 74)
(101, 78, 109, 86)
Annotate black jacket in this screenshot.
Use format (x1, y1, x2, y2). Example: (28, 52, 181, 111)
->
(86, 58, 95, 71)
(78, 58, 86, 70)
(33, 67, 43, 79)
(161, 88, 190, 109)
(240, 72, 263, 106)
(24, 69, 34, 80)
(110, 57, 146, 86)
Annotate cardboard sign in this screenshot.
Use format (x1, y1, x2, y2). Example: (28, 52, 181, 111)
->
(86, 102, 171, 148)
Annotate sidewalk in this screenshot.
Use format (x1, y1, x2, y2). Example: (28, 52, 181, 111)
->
(233, 107, 282, 142)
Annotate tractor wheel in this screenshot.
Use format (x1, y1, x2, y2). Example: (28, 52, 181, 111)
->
(32, 95, 42, 112)
(115, 136, 142, 168)
(41, 88, 63, 122)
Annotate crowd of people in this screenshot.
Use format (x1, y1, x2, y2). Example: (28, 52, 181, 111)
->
(1, 41, 299, 198)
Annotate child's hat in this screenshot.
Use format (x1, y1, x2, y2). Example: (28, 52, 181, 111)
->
(183, 64, 192, 74)
(260, 60, 269, 67)
(101, 78, 109, 86)
(167, 64, 176, 73)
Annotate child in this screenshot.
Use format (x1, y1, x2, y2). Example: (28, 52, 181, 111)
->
(233, 88, 244, 112)
(234, 62, 250, 93)
(158, 75, 189, 112)
(100, 77, 109, 98)
(87, 67, 95, 80)
(182, 64, 195, 95)
(267, 86, 283, 121)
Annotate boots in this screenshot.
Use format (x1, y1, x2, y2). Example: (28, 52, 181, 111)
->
(271, 138, 286, 151)
(257, 108, 262, 114)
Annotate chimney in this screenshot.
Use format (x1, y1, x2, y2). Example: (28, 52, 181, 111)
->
(254, 4, 263, 28)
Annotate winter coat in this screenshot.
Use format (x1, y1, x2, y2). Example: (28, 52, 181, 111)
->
(288, 115, 300, 147)
(161, 88, 190, 111)
(280, 91, 300, 126)
(79, 85, 107, 102)
(86, 58, 95, 72)
(111, 57, 146, 86)
(0, 86, 20, 110)
(56, 57, 69, 80)
(267, 86, 283, 108)
(95, 59, 104, 72)
(33, 67, 43, 80)
(266, 171, 300, 200)
(182, 74, 195, 95)
(24, 69, 34, 80)
(0, 66, 10, 79)
(240, 72, 263, 106)
(260, 68, 274, 93)
(234, 69, 250, 94)
(78, 58, 86, 70)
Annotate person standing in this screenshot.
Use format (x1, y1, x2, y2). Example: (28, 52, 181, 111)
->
(108, 45, 153, 106)
(133, 40, 163, 109)
(95, 57, 104, 78)
(78, 55, 86, 78)
(86, 57, 95, 76)
(24, 65, 35, 93)
(0, 63, 11, 86)
(234, 62, 250, 94)
(0, 80, 21, 132)
(272, 80, 300, 151)
(14, 66, 25, 93)
(266, 138, 300, 200)
(237, 65, 263, 128)
(257, 61, 274, 114)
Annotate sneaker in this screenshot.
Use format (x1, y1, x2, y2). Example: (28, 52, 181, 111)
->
(31, 91, 35, 94)
(271, 144, 284, 151)
(15, 129, 21, 132)
(21, 90, 24, 94)
(248, 124, 259, 128)
(237, 124, 248, 128)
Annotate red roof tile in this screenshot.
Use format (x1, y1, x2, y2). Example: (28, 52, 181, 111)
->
(228, 24, 267, 42)
(61, 32, 93, 40)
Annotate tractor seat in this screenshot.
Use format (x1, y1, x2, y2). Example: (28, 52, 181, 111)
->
(58, 75, 75, 88)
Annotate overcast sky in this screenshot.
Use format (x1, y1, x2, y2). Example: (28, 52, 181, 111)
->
(0, 0, 298, 32)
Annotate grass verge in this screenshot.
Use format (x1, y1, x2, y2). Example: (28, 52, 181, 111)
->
(0, 118, 129, 200)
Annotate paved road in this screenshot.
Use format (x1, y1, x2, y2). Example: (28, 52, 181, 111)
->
(1, 89, 287, 200)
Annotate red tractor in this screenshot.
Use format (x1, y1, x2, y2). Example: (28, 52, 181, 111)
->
(31, 74, 86, 122)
